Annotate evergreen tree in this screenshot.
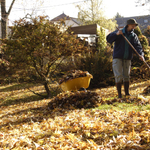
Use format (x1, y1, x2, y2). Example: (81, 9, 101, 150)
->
(115, 12, 123, 18)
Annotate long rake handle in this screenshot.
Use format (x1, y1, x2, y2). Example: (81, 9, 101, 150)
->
(116, 27, 150, 70)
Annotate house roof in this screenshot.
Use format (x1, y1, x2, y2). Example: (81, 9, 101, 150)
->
(70, 17, 81, 25)
(70, 24, 98, 34)
(69, 24, 109, 35)
(51, 13, 70, 21)
(51, 13, 81, 25)
(116, 15, 150, 30)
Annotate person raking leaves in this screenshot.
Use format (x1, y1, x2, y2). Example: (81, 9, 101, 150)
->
(106, 18, 145, 98)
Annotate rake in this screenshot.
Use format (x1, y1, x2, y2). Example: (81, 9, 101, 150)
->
(116, 27, 150, 70)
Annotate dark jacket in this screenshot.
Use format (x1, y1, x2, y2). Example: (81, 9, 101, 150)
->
(106, 26, 144, 60)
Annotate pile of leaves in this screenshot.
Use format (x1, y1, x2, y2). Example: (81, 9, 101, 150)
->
(48, 91, 150, 111)
(48, 90, 102, 109)
(131, 64, 150, 81)
(59, 70, 91, 84)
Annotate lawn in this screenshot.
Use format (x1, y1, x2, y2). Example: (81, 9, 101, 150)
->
(0, 80, 150, 149)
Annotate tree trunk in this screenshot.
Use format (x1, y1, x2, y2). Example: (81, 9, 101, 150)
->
(44, 82, 51, 98)
(1, 0, 16, 39)
(1, 0, 8, 39)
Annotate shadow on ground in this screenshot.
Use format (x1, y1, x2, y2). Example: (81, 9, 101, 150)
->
(0, 94, 46, 107)
(0, 83, 41, 92)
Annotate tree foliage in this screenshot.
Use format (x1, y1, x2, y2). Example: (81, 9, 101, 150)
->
(135, 0, 150, 6)
(132, 26, 150, 78)
(134, 26, 149, 50)
(97, 27, 107, 50)
(1, 15, 88, 98)
(76, 0, 117, 31)
(115, 12, 124, 19)
(144, 25, 150, 37)
(134, 26, 142, 36)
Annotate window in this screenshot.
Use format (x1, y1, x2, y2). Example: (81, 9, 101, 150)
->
(144, 19, 148, 23)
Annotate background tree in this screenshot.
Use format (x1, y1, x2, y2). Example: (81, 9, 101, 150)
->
(1, 0, 15, 39)
(135, 0, 150, 6)
(115, 12, 124, 19)
(2, 15, 88, 98)
(19, 0, 44, 17)
(77, 0, 103, 24)
(76, 0, 117, 31)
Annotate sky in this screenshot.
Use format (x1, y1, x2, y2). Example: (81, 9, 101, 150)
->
(5, 0, 150, 26)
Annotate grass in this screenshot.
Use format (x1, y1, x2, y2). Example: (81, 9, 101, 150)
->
(97, 102, 150, 112)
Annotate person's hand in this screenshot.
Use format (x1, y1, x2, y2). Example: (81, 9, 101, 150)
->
(139, 55, 145, 62)
(116, 30, 123, 35)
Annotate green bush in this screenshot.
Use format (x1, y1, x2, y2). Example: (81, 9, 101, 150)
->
(144, 25, 150, 37)
(131, 26, 150, 79)
(132, 27, 149, 71)
(97, 27, 107, 51)
(74, 48, 114, 88)
(134, 26, 142, 36)
(134, 26, 149, 51)
(138, 35, 149, 50)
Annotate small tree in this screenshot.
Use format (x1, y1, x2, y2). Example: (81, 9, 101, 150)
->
(97, 27, 107, 50)
(134, 26, 149, 50)
(2, 15, 88, 98)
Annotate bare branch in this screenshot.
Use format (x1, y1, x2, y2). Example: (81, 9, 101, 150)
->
(49, 56, 66, 78)
(8, 0, 16, 15)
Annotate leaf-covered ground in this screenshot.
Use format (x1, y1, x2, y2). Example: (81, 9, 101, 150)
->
(0, 80, 150, 149)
